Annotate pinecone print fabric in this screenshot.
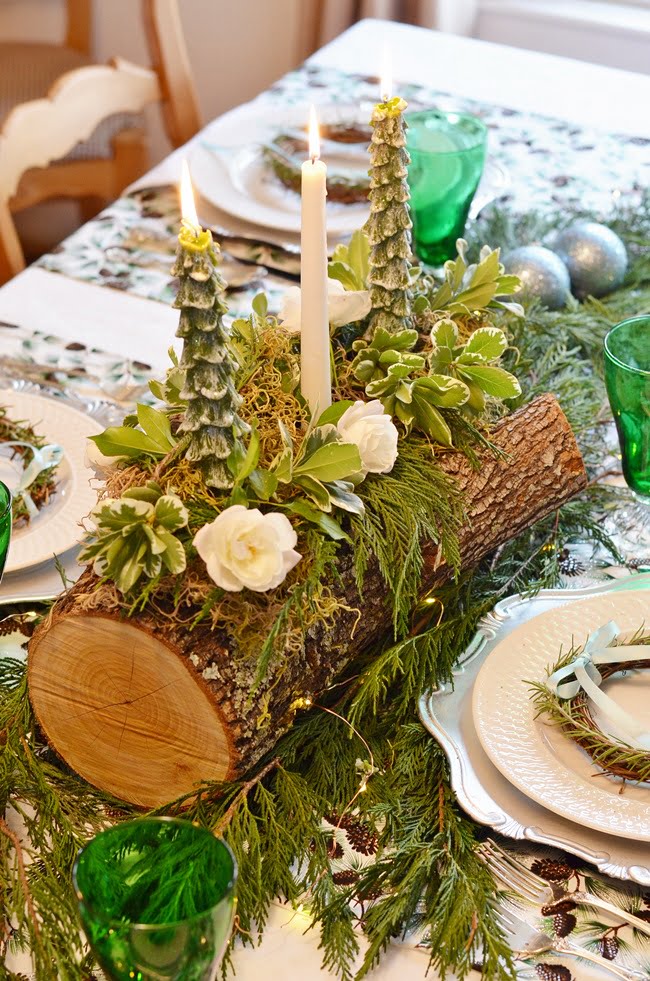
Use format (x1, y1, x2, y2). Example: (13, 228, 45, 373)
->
(491, 841, 650, 980)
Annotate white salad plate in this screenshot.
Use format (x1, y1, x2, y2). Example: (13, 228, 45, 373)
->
(191, 102, 369, 236)
(419, 575, 650, 884)
(191, 102, 510, 236)
(0, 386, 104, 574)
(472, 588, 650, 841)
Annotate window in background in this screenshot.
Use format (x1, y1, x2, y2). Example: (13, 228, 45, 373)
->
(475, 0, 650, 73)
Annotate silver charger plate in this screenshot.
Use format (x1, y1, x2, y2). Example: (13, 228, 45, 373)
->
(418, 573, 650, 885)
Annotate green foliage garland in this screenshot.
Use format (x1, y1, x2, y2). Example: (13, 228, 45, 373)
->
(3, 197, 649, 980)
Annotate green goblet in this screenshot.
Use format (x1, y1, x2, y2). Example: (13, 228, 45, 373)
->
(73, 817, 237, 981)
(604, 316, 650, 500)
(406, 109, 487, 266)
(604, 315, 650, 551)
(0, 481, 11, 580)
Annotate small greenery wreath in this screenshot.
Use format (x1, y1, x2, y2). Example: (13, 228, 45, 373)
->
(530, 631, 650, 783)
(262, 125, 371, 204)
(0, 403, 59, 526)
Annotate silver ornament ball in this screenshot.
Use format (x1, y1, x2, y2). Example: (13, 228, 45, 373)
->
(551, 221, 627, 299)
(502, 245, 571, 310)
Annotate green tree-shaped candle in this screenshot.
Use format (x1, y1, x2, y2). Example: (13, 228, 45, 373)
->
(173, 220, 247, 490)
(364, 95, 413, 335)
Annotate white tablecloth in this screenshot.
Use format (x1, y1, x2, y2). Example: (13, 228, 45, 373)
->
(3, 18, 647, 979)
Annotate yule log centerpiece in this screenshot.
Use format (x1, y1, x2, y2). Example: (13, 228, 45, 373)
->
(28, 100, 586, 808)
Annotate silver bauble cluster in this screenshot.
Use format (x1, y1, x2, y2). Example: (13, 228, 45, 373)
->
(502, 246, 570, 311)
(502, 221, 627, 309)
(551, 221, 628, 299)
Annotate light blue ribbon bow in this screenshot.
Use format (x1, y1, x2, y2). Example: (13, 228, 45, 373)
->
(547, 621, 650, 751)
(2, 441, 64, 518)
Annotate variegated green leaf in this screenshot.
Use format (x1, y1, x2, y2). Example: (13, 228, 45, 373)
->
(288, 499, 350, 541)
(463, 326, 508, 362)
(154, 495, 189, 532)
(294, 441, 362, 484)
(458, 364, 522, 399)
(430, 319, 458, 351)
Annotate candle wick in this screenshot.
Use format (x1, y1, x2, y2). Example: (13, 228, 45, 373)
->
(310, 154, 317, 165)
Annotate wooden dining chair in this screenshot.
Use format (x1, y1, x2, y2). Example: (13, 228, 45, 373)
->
(0, 0, 202, 284)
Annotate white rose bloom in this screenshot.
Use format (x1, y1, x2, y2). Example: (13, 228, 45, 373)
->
(278, 278, 371, 333)
(337, 400, 399, 476)
(194, 505, 301, 593)
(84, 439, 126, 475)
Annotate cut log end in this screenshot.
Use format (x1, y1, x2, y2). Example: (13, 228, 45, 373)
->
(28, 616, 233, 808)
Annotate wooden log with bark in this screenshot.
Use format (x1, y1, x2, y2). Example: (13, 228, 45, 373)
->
(28, 393, 587, 807)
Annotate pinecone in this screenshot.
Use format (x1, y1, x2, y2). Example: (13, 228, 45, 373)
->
(597, 935, 619, 960)
(558, 549, 585, 577)
(535, 964, 573, 981)
(643, 894, 650, 909)
(628, 557, 650, 571)
(541, 899, 577, 916)
(104, 805, 129, 819)
(329, 840, 344, 860)
(355, 882, 383, 902)
(553, 912, 577, 937)
(343, 818, 379, 856)
(635, 910, 650, 923)
(332, 869, 360, 886)
(530, 858, 575, 882)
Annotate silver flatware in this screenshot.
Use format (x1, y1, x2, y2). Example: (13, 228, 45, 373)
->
(496, 902, 647, 980)
(482, 840, 650, 937)
(205, 222, 301, 257)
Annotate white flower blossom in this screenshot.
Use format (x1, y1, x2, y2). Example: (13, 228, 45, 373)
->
(278, 278, 371, 333)
(84, 439, 126, 476)
(337, 400, 399, 476)
(194, 505, 301, 592)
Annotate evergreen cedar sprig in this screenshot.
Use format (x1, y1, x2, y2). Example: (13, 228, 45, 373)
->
(2, 207, 647, 980)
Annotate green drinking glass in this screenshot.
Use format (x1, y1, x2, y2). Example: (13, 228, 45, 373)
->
(73, 817, 237, 981)
(0, 481, 11, 580)
(604, 316, 650, 501)
(406, 109, 487, 266)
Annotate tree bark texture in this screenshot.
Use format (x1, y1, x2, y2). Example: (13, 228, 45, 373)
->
(28, 394, 587, 807)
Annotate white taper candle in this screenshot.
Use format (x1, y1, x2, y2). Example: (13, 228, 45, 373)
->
(300, 105, 332, 417)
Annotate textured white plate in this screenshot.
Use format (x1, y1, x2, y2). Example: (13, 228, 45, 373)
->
(191, 103, 370, 236)
(0, 388, 102, 573)
(472, 590, 650, 840)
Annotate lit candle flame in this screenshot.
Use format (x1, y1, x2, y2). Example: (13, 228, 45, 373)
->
(381, 43, 392, 102)
(180, 159, 199, 227)
(308, 105, 320, 162)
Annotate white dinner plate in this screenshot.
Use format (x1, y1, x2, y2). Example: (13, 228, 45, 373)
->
(472, 590, 650, 840)
(0, 388, 102, 573)
(191, 103, 370, 236)
(191, 102, 510, 236)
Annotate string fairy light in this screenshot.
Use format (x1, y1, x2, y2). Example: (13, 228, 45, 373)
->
(288, 696, 375, 836)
